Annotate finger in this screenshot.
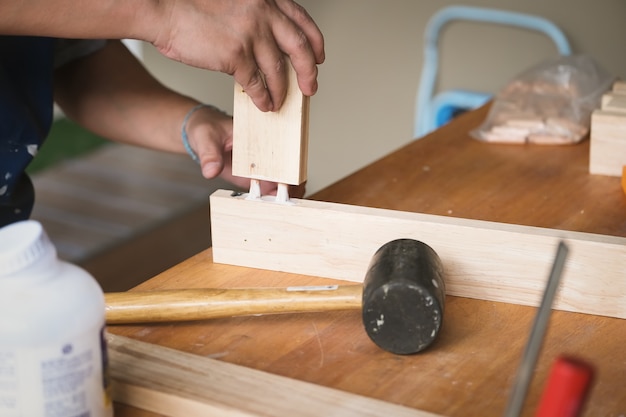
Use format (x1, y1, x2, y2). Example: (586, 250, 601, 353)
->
(275, 0, 325, 64)
(254, 42, 288, 110)
(232, 61, 274, 112)
(217, 152, 252, 191)
(195, 137, 227, 179)
(291, 55, 319, 98)
(270, 12, 321, 96)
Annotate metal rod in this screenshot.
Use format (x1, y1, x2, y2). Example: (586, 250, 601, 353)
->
(503, 241, 569, 417)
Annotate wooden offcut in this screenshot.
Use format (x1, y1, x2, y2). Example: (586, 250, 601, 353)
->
(210, 189, 626, 320)
(232, 60, 309, 185)
(601, 93, 626, 113)
(612, 80, 626, 94)
(590, 82, 626, 176)
(108, 333, 441, 417)
(590, 110, 626, 176)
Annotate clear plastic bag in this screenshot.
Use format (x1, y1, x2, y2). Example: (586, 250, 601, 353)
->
(471, 54, 614, 145)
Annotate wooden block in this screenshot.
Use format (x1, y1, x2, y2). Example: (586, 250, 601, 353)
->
(210, 190, 626, 319)
(612, 80, 626, 94)
(601, 93, 626, 113)
(108, 333, 440, 417)
(589, 110, 626, 176)
(232, 60, 309, 185)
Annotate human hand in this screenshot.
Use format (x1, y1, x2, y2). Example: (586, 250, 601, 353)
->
(152, 0, 325, 112)
(185, 105, 306, 198)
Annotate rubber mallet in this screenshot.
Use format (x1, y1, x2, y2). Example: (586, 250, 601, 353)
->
(105, 239, 446, 354)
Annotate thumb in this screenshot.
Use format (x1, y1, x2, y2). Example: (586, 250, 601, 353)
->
(195, 140, 226, 179)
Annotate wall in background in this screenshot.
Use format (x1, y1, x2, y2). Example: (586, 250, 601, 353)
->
(139, 0, 626, 195)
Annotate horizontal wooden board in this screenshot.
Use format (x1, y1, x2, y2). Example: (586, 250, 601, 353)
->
(210, 190, 626, 319)
(108, 333, 441, 417)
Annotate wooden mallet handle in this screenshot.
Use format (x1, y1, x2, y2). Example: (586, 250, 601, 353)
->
(105, 285, 362, 324)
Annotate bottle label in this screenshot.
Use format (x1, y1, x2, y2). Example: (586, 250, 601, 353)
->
(0, 325, 112, 417)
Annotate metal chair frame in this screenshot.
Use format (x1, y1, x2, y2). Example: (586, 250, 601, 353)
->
(414, 5, 571, 137)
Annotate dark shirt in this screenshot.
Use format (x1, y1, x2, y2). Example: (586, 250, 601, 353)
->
(0, 37, 106, 228)
(0, 36, 55, 227)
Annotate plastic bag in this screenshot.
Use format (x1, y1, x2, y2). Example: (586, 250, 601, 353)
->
(471, 54, 614, 145)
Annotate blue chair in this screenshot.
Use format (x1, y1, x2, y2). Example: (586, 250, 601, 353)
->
(414, 6, 572, 138)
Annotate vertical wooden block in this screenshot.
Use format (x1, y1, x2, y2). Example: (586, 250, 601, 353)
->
(589, 110, 626, 176)
(232, 61, 309, 185)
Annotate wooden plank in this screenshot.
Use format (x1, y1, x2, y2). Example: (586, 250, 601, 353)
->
(232, 60, 309, 185)
(589, 110, 626, 176)
(210, 189, 626, 319)
(107, 333, 441, 417)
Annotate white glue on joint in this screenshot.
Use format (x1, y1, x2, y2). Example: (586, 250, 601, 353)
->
(244, 180, 295, 205)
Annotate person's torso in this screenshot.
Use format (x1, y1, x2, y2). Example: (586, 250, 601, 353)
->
(0, 36, 55, 226)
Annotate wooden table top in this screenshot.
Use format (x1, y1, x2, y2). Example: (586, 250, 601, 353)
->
(110, 106, 626, 417)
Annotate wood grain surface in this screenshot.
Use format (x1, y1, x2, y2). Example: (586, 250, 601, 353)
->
(312, 106, 625, 238)
(108, 333, 441, 417)
(232, 59, 309, 185)
(210, 190, 626, 318)
(109, 106, 626, 417)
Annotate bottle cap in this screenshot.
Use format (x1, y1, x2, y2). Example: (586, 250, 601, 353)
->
(0, 220, 57, 276)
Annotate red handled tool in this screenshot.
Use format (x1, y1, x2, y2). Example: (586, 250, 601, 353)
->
(502, 242, 595, 417)
(534, 355, 594, 417)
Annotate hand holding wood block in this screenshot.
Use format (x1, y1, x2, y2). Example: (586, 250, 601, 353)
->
(232, 59, 310, 194)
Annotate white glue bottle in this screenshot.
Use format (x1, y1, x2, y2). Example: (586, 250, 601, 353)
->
(0, 220, 113, 417)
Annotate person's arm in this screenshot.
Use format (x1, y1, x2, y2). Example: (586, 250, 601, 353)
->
(54, 40, 230, 178)
(1, 0, 324, 111)
(53, 40, 305, 196)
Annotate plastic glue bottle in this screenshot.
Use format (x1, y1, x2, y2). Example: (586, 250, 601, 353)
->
(0, 220, 112, 417)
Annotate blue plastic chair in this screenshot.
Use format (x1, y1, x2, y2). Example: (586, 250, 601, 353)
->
(414, 6, 572, 138)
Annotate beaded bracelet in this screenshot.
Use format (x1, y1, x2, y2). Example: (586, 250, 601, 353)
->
(181, 103, 221, 164)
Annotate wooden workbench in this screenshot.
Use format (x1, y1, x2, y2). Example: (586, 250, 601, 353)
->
(109, 106, 626, 417)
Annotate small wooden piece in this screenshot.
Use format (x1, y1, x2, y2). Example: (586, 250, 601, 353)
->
(601, 93, 626, 112)
(107, 333, 441, 417)
(589, 110, 626, 176)
(209, 189, 626, 319)
(232, 60, 309, 186)
(612, 80, 626, 94)
(590, 82, 626, 176)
